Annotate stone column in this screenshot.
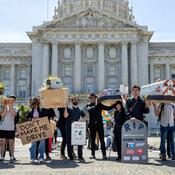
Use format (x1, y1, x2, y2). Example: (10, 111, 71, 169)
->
(52, 41, 59, 76)
(42, 43, 49, 82)
(31, 40, 43, 96)
(98, 41, 105, 92)
(10, 63, 15, 95)
(74, 41, 82, 92)
(130, 41, 137, 86)
(165, 63, 170, 79)
(150, 63, 154, 83)
(121, 42, 128, 86)
(137, 40, 149, 86)
(26, 64, 31, 98)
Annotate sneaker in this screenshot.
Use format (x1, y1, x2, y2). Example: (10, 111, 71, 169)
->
(30, 159, 35, 163)
(171, 156, 175, 160)
(79, 157, 85, 162)
(60, 154, 67, 160)
(102, 155, 107, 160)
(38, 159, 44, 163)
(10, 157, 16, 163)
(89, 156, 96, 159)
(34, 159, 39, 163)
(0, 157, 5, 161)
(160, 155, 166, 161)
(69, 157, 74, 161)
(116, 157, 121, 161)
(46, 155, 52, 162)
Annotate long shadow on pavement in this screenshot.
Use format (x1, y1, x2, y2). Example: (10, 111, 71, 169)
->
(45, 159, 79, 169)
(0, 162, 17, 169)
(45, 159, 94, 169)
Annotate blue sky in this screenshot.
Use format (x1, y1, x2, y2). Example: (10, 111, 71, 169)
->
(0, 0, 174, 42)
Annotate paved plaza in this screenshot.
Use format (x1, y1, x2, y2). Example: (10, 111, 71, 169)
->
(0, 137, 175, 175)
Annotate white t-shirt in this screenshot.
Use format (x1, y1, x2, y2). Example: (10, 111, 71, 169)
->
(0, 105, 18, 131)
(33, 109, 39, 119)
(160, 104, 175, 127)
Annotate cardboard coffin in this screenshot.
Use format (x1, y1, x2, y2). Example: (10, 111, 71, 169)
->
(98, 89, 123, 106)
(39, 88, 69, 108)
(141, 80, 175, 103)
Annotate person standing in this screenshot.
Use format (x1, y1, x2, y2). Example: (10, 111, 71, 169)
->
(0, 96, 17, 163)
(27, 97, 45, 163)
(57, 108, 67, 159)
(86, 93, 115, 160)
(125, 85, 150, 123)
(40, 108, 56, 162)
(154, 103, 175, 160)
(64, 96, 86, 161)
(113, 101, 128, 161)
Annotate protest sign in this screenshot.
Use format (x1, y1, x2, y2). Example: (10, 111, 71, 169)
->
(122, 118, 148, 163)
(16, 117, 53, 145)
(71, 122, 86, 146)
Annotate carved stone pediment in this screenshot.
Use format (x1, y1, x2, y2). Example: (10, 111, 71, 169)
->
(46, 10, 134, 29)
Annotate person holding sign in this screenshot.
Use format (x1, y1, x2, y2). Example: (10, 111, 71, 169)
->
(64, 96, 86, 161)
(113, 101, 128, 161)
(27, 97, 45, 163)
(86, 93, 115, 160)
(0, 95, 17, 163)
(125, 85, 150, 124)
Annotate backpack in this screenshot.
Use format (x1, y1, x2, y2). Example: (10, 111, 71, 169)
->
(157, 104, 174, 121)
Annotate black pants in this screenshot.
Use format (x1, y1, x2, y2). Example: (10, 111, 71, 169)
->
(89, 124, 106, 157)
(60, 127, 67, 155)
(65, 126, 83, 159)
(113, 126, 122, 158)
(45, 138, 50, 157)
(167, 130, 171, 157)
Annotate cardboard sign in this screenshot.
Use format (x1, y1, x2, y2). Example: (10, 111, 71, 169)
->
(16, 117, 53, 145)
(39, 88, 69, 109)
(71, 122, 86, 146)
(122, 119, 148, 163)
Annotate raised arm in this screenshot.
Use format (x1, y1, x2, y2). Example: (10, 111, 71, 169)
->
(64, 107, 69, 118)
(9, 103, 17, 118)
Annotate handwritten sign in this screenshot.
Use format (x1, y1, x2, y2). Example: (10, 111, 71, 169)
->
(122, 119, 148, 163)
(71, 122, 86, 146)
(16, 117, 53, 145)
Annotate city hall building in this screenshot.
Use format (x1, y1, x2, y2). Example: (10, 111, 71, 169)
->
(0, 0, 175, 98)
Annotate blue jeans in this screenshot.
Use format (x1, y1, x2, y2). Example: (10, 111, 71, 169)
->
(29, 140, 45, 160)
(160, 125, 175, 157)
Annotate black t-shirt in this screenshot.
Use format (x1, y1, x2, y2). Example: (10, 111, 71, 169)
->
(66, 106, 85, 127)
(114, 110, 127, 127)
(57, 108, 67, 128)
(125, 96, 149, 121)
(86, 102, 115, 127)
(40, 108, 56, 121)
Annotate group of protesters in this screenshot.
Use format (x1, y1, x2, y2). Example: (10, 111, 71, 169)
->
(0, 84, 175, 164)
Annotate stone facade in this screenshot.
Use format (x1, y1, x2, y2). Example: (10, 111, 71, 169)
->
(0, 0, 175, 99)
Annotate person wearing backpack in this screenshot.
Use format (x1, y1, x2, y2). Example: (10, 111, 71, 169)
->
(154, 103, 175, 160)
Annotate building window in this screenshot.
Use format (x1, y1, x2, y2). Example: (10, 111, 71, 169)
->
(64, 64, 72, 76)
(63, 77, 73, 92)
(108, 64, 116, 76)
(108, 78, 117, 89)
(18, 68, 27, 79)
(3, 68, 10, 80)
(85, 78, 95, 93)
(170, 65, 175, 79)
(86, 64, 95, 76)
(19, 89, 26, 99)
(154, 65, 165, 81)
